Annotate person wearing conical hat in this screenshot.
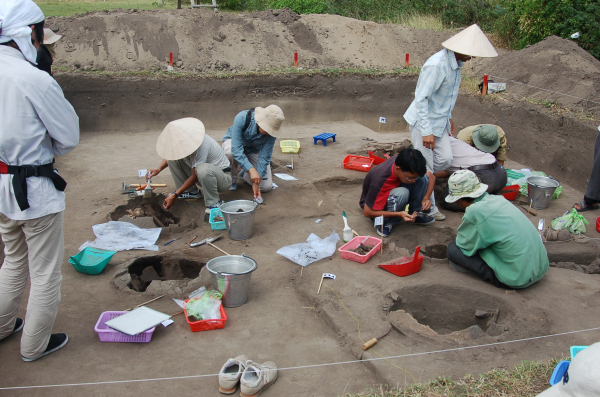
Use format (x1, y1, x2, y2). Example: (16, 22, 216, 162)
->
(445, 170, 548, 289)
(222, 105, 285, 203)
(147, 118, 232, 214)
(404, 24, 498, 223)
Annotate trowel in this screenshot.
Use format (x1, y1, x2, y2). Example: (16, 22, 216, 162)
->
(190, 234, 222, 248)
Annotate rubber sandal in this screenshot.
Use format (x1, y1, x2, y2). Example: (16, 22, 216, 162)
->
(573, 201, 599, 212)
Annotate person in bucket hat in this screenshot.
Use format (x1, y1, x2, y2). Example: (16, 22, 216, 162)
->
(456, 124, 507, 166)
(445, 170, 548, 288)
(222, 105, 284, 203)
(404, 24, 498, 222)
(147, 117, 232, 214)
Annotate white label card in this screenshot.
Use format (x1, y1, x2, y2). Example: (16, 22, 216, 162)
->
(374, 215, 384, 227)
(161, 319, 174, 327)
(138, 169, 148, 178)
(379, 117, 387, 124)
(323, 273, 336, 280)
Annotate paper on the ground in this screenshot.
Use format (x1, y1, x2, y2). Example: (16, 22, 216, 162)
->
(374, 216, 384, 227)
(138, 169, 148, 178)
(274, 173, 298, 181)
(323, 273, 336, 280)
(79, 221, 162, 252)
(104, 306, 171, 336)
(276, 231, 340, 267)
(161, 319, 174, 327)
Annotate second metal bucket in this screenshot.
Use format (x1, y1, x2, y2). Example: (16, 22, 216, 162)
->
(219, 200, 258, 240)
(527, 176, 560, 209)
(206, 255, 257, 307)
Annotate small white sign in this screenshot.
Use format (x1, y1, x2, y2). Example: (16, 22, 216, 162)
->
(323, 273, 336, 280)
(374, 215, 384, 227)
(273, 173, 298, 181)
(138, 169, 148, 178)
(379, 117, 387, 124)
(161, 319, 174, 327)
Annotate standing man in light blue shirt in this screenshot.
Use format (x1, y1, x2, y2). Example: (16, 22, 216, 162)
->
(222, 105, 285, 203)
(404, 24, 497, 220)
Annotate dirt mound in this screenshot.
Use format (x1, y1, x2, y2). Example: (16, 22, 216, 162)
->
(45, 8, 452, 73)
(474, 35, 600, 114)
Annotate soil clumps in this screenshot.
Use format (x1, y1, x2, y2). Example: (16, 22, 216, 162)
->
(127, 255, 204, 292)
(351, 243, 374, 255)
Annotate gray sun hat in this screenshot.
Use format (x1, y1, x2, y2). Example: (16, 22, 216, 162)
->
(445, 170, 488, 203)
(472, 124, 500, 153)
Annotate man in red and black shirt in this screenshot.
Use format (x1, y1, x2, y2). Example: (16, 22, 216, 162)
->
(359, 149, 436, 237)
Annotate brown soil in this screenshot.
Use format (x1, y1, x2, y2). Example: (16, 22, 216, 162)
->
(213, 215, 224, 222)
(236, 208, 244, 212)
(350, 243, 374, 255)
(127, 254, 204, 292)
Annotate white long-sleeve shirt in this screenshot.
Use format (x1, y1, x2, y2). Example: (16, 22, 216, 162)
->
(0, 45, 79, 220)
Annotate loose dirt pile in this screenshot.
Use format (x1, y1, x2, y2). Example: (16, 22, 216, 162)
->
(472, 35, 600, 114)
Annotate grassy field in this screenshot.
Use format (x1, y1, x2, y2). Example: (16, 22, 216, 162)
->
(35, 0, 179, 17)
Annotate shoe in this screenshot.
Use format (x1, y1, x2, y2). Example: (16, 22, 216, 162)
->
(12, 318, 24, 334)
(238, 170, 246, 180)
(218, 355, 249, 394)
(414, 214, 435, 225)
(179, 190, 202, 200)
(229, 182, 237, 191)
(376, 223, 392, 237)
(205, 200, 223, 215)
(22, 333, 68, 362)
(448, 261, 471, 274)
(254, 196, 264, 205)
(431, 211, 446, 221)
(240, 361, 278, 397)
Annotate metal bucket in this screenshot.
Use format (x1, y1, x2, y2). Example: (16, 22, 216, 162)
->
(527, 176, 560, 209)
(206, 255, 257, 307)
(219, 200, 258, 241)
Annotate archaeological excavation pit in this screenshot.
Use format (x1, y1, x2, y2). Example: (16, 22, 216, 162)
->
(126, 254, 205, 293)
(109, 197, 179, 229)
(391, 285, 512, 338)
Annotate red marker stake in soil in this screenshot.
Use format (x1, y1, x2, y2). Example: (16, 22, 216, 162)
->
(405, 53, 409, 68)
(482, 74, 488, 96)
(294, 52, 298, 68)
(169, 52, 173, 67)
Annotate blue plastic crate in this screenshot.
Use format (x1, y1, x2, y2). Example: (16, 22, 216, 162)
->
(313, 132, 337, 146)
(209, 208, 226, 230)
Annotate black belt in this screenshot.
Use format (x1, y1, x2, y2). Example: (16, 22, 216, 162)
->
(467, 161, 501, 171)
(0, 160, 67, 211)
(223, 167, 231, 173)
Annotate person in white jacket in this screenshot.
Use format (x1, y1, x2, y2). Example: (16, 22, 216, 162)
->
(0, 0, 79, 361)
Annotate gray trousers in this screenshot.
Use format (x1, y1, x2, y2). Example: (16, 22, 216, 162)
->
(585, 131, 600, 203)
(222, 139, 273, 192)
(0, 211, 64, 359)
(167, 160, 232, 206)
(441, 165, 507, 212)
(446, 241, 510, 289)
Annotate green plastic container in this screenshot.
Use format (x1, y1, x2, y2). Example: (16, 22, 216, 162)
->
(69, 247, 117, 275)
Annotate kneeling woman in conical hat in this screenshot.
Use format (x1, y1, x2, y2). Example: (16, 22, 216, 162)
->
(147, 118, 232, 214)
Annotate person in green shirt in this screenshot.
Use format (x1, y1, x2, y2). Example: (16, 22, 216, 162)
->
(445, 170, 549, 288)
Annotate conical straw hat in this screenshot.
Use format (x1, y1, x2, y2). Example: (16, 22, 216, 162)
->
(156, 118, 205, 160)
(442, 24, 498, 58)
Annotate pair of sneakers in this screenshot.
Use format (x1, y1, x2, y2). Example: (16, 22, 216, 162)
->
(9, 318, 69, 362)
(219, 355, 277, 396)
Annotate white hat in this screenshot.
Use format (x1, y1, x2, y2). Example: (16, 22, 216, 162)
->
(255, 105, 284, 135)
(442, 24, 498, 58)
(0, 0, 45, 64)
(156, 118, 205, 160)
(445, 170, 488, 203)
(43, 28, 62, 45)
(537, 342, 600, 397)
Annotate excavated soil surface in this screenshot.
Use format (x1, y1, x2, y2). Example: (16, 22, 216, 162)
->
(127, 254, 204, 292)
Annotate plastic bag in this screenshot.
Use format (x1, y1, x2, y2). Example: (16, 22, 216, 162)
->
(276, 231, 340, 267)
(551, 209, 589, 234)
(185, 290, 222, 320)
(79, 221, 162, 251)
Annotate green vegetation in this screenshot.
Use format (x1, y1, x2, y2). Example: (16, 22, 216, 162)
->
(347, 358, 559, 397)
(36, 0, 180, 17)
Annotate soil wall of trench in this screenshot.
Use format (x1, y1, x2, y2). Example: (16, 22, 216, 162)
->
(56, 73, 598, 192)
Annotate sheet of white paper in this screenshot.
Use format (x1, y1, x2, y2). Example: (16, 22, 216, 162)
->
(104, 307, 171, 336)
(138, 169, 148, 178)
(161, 319, 174, 327)
(274, 173, 298, 181)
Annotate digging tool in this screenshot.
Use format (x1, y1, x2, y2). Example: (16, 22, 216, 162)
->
(122, 182, 167, 189)
(186, 235, 198, 245)
(190, 234, 222, 248)
(362, 326, 392, 350)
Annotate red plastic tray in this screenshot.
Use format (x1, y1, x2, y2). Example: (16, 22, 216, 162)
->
(368, 151, 387, 165)
(184, 300, 227, 332)
(339, 236, 382, 264)
(500, 184, 519, 201)
(343, 155, 374, 172)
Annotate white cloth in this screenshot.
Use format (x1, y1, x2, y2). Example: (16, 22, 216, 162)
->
(183, 135, 230, 170)
(0, 0, 45, 64)
(447, 137, 496, 171)
(0, 45, 79, 220)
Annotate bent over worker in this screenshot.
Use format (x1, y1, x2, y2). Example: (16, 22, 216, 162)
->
(148, 118, 232, 214)
(0, 0, 79, 362)
(456, 124, 508, 166)
(445, 170, 548, 289)
(222, 105, 284, 203)
(403, 24, 498, 221)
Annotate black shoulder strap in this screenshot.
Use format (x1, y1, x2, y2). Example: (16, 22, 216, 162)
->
(244, 108, 255, 130)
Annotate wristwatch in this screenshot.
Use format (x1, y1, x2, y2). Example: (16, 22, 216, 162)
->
(172, 191, 179, 198)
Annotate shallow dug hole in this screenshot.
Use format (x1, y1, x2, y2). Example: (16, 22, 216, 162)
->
(391, 285, 511, 338)
(109, 197, 179, 228)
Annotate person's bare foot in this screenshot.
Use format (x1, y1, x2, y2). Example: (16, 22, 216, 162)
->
(573, 200, 599, 212)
